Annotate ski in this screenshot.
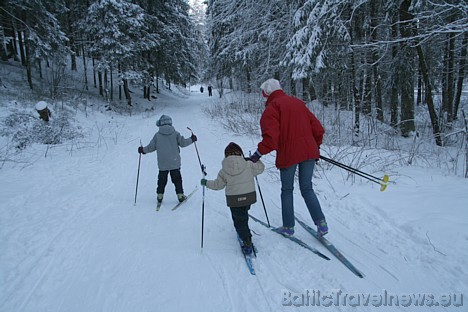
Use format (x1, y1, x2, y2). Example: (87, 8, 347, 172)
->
(237, 236, 256, 275)
(171, 187, 198, 211)
(249, 214, 330, 260)
(295, 217, 364, 278)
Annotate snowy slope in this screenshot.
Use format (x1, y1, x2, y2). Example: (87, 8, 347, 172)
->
(1, 88, 467, 312)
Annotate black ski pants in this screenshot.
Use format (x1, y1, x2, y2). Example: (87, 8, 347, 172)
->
(230, 205, 252, 245)
(157, 169, 183, 194)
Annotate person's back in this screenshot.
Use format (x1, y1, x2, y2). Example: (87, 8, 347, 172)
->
(260, 90, 323, 168)
(208, 153, 264, 207)
(252, 78, 328, 237)
(202, 142, 264, 254)
(139, 114, 196, 204)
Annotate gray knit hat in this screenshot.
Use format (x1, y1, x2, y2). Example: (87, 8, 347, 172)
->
(156, 115, 172, 127)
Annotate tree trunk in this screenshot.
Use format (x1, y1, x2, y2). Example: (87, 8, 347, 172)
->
(370, 0, 383, 122)
(24, 30, 33, 89)
(98, 70, 103, 96)
(399, 0, 415, 137)
(93, 58, 97, 88)
(123, 78, 132, 106)
(416, 45, 442, 146)
(442, 31, 455, 123)
(453, 33, 467, 121)
(351, 51, 361, 142)
(110, 65, 114, 101)
(82, 43, 88, 90)
(246, 67, 251, 93)
(390, 17, 399, 129)
(17, 30, 26, 66)
(416, 72, 422, 106)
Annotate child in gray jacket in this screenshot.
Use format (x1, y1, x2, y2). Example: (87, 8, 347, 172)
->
(138, 115, 196, 203)
(201, 142, 264, 255)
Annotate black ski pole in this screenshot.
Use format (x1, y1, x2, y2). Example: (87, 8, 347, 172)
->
(201, 164, 206, 249)
(187, 127, 207, 248)
(250, 151, 270, 227)
(134, 144, 142, 206)
(320, 156, 383, 183)
(320, 156, 389, 191)
(320, 156, 381, 182)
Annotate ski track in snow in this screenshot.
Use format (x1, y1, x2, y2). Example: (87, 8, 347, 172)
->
(1, 90, 467, 312)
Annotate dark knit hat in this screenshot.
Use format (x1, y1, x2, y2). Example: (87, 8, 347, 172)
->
(224, 142, 244, 157)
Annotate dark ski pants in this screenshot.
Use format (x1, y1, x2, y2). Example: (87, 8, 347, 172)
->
(230, 205, 252, 245)
(157, 169, 183, 195)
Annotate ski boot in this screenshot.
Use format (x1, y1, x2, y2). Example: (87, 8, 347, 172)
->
(157, 193, 164, 203)
(177, 193, 187, 203)
(241, 238, 253, 255)
(316, 219, 328, 236)
(276, 226, 294, 237)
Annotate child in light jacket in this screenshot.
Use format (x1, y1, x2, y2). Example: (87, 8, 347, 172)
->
(138, 115, 196, 203)
(201, 142, 264, 254)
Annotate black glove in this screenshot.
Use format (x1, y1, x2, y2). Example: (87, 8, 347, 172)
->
(191, 134, 197, 142)
(200, 178, 207, 186)
(249, 150, 261, 163)
(138, 146, 145, 154)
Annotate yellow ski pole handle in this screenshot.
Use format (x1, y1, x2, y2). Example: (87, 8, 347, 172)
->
(380, 174, 390, 192)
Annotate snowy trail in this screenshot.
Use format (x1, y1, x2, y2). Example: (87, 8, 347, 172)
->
(1, 89, 467, 312)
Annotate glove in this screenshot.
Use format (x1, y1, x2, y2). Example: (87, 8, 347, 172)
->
(191, 134, 197, 142)
(138, 146, 145, 154)
(249, 150, 261, 163)
(200, 178, 207, 186)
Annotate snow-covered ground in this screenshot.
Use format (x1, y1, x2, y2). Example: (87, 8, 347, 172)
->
(1, 78, 467, 311)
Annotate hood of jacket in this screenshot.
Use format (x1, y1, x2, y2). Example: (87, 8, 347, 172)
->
(221, 155, 248, 176)
(158, 124, 175, 135)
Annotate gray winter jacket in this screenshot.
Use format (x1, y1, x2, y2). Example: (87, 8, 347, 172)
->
(206, 156, 265, 208)
(142, 124, 193, 171)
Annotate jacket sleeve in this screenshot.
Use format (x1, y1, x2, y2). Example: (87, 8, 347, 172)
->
(143, 134, 158, 154)
(308, 111, 325, 146)
(258, 104, 280, 155)
(176, 131, 193, 148)
(250, 159, 265, 176)
(206, 170, 227, 190)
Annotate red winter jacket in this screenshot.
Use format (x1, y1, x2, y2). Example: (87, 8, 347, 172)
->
(257, 90, 324, 168)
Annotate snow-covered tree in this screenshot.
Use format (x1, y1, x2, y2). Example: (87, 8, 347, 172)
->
(1, 0, 69, 89)
(80, 0, 159, 105)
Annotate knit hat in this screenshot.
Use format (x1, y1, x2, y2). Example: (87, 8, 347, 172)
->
(224, 142, 244, 157)
(260, 78, 282, 96)
(156, 115, 172, 127)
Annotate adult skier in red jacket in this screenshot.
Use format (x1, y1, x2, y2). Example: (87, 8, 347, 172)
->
(250, 78, 328, 236)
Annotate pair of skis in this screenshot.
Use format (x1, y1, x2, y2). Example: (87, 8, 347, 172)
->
(248, 214, 364, 278)
(156, 188, 198, 211)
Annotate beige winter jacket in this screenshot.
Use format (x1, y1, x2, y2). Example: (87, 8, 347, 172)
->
(206, 156, 265, 207)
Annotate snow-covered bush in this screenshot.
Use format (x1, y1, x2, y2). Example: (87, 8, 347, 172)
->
(1, 110, 83, 150)
(202, 92, 263, 136)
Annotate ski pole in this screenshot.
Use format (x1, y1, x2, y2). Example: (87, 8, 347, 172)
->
(134, 144, 142, 205)
(187, 127, 207, 248)
(320, 156, 382, 182)
(250, 151, 270, 227)
(319, 155, 389, 191)
(187, 127, 207, 176)
(201, 164, 206, 249)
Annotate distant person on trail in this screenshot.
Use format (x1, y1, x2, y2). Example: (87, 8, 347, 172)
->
(249, 78, 328, 237)
(138, 115, 197, 204)
(207, 84, 213, 96)
(200, 142, 265, 255)
(200, 86, 204, 93)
